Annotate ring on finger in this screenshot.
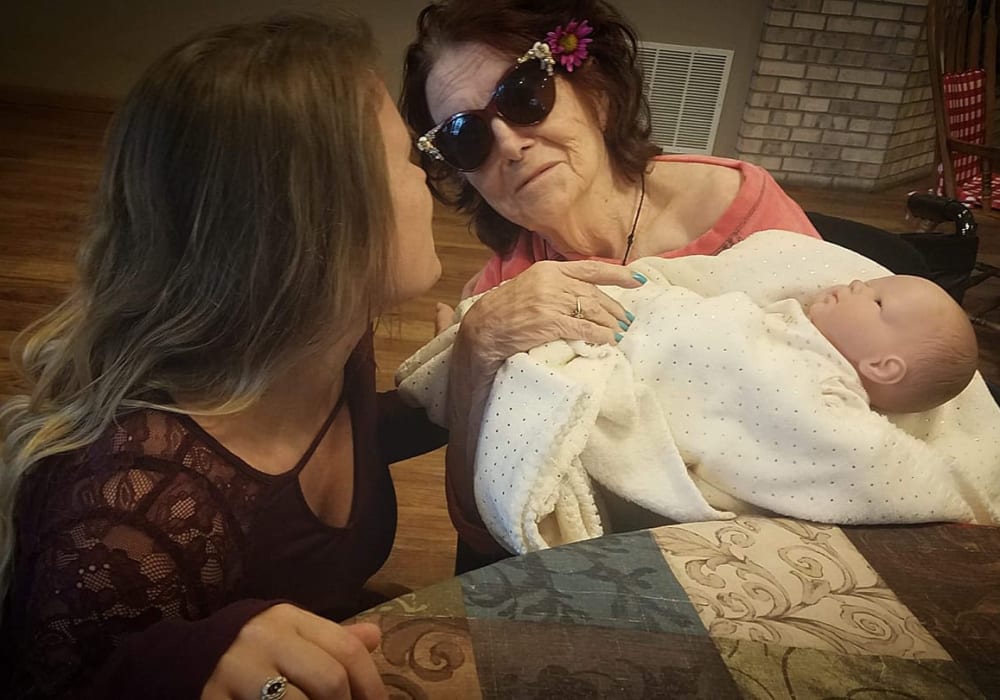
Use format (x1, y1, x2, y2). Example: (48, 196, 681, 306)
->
(572, 296, 584, 319)
(260, 675, 288, 700)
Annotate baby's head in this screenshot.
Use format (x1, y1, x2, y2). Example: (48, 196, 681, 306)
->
(807, 275, 978, 413)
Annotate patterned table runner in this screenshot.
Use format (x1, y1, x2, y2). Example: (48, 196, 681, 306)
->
(353, 517, 1000, 699)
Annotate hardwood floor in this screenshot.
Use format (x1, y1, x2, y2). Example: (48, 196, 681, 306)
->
(1, 96, 997, 595)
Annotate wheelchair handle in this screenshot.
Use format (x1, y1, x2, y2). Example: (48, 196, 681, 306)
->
(906, 193, 978, 237)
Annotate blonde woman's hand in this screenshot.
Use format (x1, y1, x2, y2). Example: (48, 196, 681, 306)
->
(457, 260, 646, 370)
(460, 269, 484, 299)
(435, 302, 456, 335)
(201, 604, 387, 700)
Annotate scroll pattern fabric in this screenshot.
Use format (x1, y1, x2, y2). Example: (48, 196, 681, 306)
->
(352, 518, 999, 699)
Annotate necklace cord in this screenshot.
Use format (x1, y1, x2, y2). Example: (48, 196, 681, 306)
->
(621, 172, 646, 265)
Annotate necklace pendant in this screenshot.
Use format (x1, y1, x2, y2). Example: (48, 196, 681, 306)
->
(621, 173, 646, 265)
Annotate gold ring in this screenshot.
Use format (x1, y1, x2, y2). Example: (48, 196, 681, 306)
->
(572, 297, 584, 319)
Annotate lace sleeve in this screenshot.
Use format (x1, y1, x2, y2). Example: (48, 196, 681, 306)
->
(11, 462, 268, 698)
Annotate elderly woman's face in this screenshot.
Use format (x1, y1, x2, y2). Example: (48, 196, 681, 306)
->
(425, 42, 609, 234)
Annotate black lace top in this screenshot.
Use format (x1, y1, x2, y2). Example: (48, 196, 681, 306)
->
(0, 331, 447, 698)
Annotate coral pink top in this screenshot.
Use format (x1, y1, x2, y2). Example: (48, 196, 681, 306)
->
(471, 154, 820, 294)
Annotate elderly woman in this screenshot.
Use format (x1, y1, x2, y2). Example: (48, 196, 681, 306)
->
(400, 0, 822, 566)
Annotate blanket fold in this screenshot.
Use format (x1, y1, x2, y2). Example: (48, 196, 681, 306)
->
(396, 231, 1000, 553)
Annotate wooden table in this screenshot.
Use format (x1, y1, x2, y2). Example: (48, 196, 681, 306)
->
(352, 517, 1000, 699)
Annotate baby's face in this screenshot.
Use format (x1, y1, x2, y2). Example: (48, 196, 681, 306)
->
(807, 275, 949, 365)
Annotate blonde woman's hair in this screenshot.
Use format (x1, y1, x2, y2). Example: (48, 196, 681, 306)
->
(0, 14, 395, 607)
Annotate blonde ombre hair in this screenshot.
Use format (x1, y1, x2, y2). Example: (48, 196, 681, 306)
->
(0, 14, 396, 606)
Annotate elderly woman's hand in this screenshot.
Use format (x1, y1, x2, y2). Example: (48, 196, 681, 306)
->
(457, 260, 646, 370)
(443, 259, 646, 540)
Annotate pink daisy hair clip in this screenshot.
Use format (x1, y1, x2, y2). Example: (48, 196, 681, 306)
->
(545, 19, 594, 73)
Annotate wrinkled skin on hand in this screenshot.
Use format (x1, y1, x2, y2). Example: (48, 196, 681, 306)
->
(441, 259, 645, 541)
(457, 259, 643, 370)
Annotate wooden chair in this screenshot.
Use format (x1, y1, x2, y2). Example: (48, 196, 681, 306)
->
(927, 0, 1000, 213)
(925, 0, 1000, 331)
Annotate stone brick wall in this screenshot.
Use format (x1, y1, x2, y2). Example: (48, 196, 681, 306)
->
(736, 0, 935, 190)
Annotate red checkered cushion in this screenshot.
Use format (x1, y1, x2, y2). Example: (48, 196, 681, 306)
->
(936, 68, 999, 208)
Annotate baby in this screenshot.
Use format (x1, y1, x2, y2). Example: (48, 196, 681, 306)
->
(806, 275, 978, 413)
(396, 231, 999, 552)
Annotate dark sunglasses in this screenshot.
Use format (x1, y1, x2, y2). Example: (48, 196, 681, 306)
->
(417, 42, 557, 172)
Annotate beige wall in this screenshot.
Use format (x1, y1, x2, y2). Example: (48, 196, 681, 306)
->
(616, 0, 769, 156)
(0, 1, 766, 155)
(0, 0, 428, 100)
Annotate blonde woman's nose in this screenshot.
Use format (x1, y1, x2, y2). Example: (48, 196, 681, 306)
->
(849, 279, 865, 293)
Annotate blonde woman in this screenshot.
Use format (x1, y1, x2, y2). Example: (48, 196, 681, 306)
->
(0, 15, 451, 700)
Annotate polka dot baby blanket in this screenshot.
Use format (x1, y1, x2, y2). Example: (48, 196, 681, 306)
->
(396, 230, 1000, 554)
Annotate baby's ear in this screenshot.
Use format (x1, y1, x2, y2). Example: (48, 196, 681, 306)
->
(858, 354, 907, 386)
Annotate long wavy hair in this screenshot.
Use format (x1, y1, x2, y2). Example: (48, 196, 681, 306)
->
(0, 14, 395, 607)
(400, 0, 660, 255)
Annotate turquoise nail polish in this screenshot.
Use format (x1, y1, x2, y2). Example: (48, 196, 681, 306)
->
(632, 272, 648, 284)
(618, 320, 630, 331)
(615, 332, 624, 343)
(625, 310, 636, 323)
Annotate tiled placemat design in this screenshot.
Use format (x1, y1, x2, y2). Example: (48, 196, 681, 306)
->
(468, 620, 740, 700)
(460, 531, 704, 635)
(355, 578, 480, 699)
(715, 638, 985, 699)
(653, 517, 950, 659)
(351, 519, 1000, 698)
(845, 523, 1000, 693)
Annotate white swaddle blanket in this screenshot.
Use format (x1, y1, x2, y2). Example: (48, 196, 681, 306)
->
(396, 231, 1000, 553)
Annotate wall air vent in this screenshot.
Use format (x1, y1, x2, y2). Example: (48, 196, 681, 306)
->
(638, 41, 733, 154)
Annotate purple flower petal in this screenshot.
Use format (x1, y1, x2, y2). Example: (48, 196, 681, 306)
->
(544, 18, 593, 65)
